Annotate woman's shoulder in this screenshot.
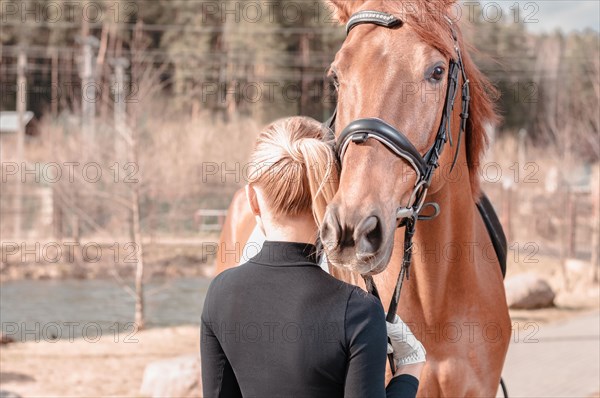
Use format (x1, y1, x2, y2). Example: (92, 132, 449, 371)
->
(346, 286, 385, 317)
(307, 270, 385, 315)
(202, 263, 253, 320)
(317, 272, 383, 309)
(206, 263, 252, 297)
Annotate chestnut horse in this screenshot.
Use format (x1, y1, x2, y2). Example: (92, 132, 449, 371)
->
(215, 1, 510, 395)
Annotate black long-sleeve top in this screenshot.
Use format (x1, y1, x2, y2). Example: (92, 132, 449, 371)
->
(201, 241, 419, 398)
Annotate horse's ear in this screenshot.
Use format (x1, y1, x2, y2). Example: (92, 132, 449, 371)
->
(325, 0, 367, 24)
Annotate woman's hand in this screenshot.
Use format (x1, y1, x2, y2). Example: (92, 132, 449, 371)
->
(385, 314, 426, 378)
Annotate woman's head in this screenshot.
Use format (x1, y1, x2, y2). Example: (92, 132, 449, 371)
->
(246, 117, 338, 235)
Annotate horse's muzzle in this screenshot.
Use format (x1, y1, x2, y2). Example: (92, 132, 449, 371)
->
(320, 205, 391, 274)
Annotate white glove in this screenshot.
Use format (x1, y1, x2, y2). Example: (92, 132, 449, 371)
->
(386, 313, 426, 367)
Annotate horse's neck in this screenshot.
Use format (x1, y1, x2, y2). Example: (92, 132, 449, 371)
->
(400, 171, 479, 321)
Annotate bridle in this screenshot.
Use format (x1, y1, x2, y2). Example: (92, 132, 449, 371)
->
(324, 10, 471, 372)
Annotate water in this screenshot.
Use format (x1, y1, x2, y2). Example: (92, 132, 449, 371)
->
(0, 277, 211, 341)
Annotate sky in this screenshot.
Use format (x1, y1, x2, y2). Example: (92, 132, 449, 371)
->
(478, 0, 600, 33)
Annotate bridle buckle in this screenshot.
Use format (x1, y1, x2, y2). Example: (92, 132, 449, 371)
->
(351, 133, 369, 144)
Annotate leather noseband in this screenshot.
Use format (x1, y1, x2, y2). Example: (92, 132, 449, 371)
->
(337, 118, 427, 179)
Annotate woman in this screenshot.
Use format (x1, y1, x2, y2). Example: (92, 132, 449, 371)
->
(201, 116, 426, 397)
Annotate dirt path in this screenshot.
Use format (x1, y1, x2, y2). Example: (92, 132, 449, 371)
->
(0, 326, 200, 397)
(498, 310, 600, 397)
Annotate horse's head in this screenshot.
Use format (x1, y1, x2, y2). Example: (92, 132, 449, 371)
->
(320, 0, 498, 275)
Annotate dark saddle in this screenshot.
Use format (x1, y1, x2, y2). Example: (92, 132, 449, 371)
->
(476, 193, 507, 279)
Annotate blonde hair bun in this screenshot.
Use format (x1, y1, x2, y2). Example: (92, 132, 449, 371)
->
(247, 116, 339, 226)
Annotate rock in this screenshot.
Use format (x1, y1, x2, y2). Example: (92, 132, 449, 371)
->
(140, 354, 201, 398)
(505, 273, 556, 309)
(0, 391, 22, 398)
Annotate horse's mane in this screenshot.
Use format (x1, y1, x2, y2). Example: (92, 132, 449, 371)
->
(379, 1, 500, 199)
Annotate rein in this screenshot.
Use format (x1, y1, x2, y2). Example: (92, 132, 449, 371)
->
(324, 10, 471, 374)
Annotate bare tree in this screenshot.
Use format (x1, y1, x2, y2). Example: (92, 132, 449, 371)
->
(125, 21, 169, 329)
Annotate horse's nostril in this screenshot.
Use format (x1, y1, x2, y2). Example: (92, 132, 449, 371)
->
(320, 209, 341, 248)
(355, 215, 383, 258)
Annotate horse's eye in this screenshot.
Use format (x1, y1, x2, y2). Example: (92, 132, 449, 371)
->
(430, 66, 445, 82)
(329, 67, 340, 90)
(331, 73, 340, 90)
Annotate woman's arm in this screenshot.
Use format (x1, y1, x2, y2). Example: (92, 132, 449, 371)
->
(343, 289, 420, 398)
(200, 280, 242, 398)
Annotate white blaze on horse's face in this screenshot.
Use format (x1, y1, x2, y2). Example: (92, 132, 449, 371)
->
(320, 16, 451, 275)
